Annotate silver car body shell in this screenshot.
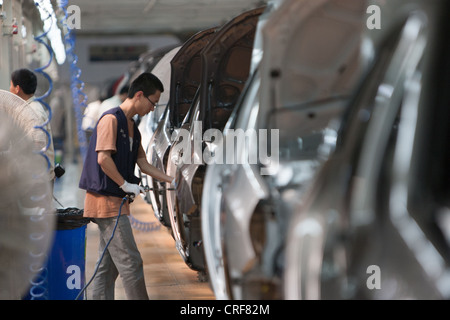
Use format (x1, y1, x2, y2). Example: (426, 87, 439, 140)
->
(164, 28, 219, 249)
(147, 105, 175, 227)
(170, 7, 266, 273)
(202, 67, 264, 299)
(201, 1, 282, 300)
(284, 0, 450, 299)
(137, 46, 181, 202)
(167, 97, 201, 264)
(219, 0, 366, 299)
(146, 29, 216, 226)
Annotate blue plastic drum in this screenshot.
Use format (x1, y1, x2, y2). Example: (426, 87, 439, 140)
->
(46, 223, 87, 300)
(24, 208, 90, 300)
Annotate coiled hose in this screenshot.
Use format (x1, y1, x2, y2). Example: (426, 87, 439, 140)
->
(27, 1, 55, 300)
(129, 214, 161, 232)
(59, 0, 88, 162)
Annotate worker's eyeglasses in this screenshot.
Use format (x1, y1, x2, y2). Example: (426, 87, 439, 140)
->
(145, 96, 157, 107)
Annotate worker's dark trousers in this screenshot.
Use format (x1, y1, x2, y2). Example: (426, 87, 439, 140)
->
(91, 215, 149, 300)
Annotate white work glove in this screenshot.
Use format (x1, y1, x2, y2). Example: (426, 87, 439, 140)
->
(170, 178, 177, 190)
(120, 181, 144, 197)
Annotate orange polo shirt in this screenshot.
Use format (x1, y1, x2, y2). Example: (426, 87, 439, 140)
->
(83, 114, 145, 218)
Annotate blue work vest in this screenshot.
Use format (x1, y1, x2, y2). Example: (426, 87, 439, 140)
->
(79, 107, 141, 198)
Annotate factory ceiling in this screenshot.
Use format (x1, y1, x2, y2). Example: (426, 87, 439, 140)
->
(57, 0, 268, 37)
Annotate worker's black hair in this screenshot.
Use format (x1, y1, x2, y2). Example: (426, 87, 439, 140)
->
(11, 69, 37, 95)
(128, 72, 163, 98)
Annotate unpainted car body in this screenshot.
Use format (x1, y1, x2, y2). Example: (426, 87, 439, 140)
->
(169, 7, 266, 274)
(284, 0, 450, 299)
(201, 0, 281, 299)
(165, 28, 218, 237)
(137, 46, 181, 203)
(146, 29, 216, 227)
(202, 0, 367, 299)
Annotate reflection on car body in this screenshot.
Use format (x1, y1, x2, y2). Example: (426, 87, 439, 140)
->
(202, 67, 262, 299)
(201, 1, 279, 299)
(146, 29, 216, 228)
(204, 0, 367, 299)
(165, 28, 218, 242)
(137, 46, 181, 203)
(169, 7, 266, 277)
(284, 0, 450, 299)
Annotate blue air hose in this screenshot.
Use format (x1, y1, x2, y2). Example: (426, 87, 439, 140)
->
(26, 1, 55, 300)
(33, 1, 54, 173)
(59, 0, 88, 162)
(128, 213, 161, 232)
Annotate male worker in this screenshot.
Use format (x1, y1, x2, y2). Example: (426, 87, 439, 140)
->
(10, 68, 55, 182)
(79, 72, 174, 300)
